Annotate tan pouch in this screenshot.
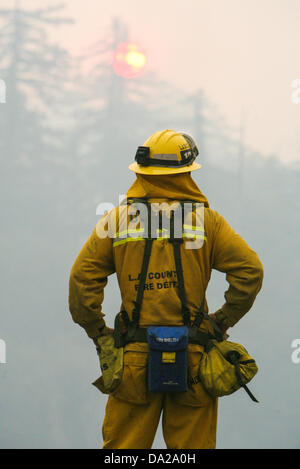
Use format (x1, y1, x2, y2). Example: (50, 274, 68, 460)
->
(112, 342, 150, 405)
(199, 340, 258, 401)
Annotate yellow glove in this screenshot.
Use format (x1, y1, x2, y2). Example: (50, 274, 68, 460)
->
(93, 326, 114, 348)
(92, 330, 124, 394)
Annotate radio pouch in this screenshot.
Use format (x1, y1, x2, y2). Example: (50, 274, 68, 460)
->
(147, 326, 189, 393)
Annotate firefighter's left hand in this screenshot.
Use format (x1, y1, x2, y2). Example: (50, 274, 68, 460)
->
(208, 313, 229, 339)
(93, 327, 114, 347)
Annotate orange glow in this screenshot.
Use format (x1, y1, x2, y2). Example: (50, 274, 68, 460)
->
(113, 43, 147, 79)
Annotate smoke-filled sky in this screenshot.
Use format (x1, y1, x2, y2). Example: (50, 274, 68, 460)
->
(1, 0, 300, 451)
(5, 0, 300, 163)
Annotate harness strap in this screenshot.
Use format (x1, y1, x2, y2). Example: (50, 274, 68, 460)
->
(234, 361, 259, 402)
(168, 207, 191, 326)
(227, 352, 259, 403)
(120, 198, 209, 344)
(132, 237, 153, 327)
(168, 205, 206, 329)
(169, 239, 190, 325)
(192, 299, 205, 328)
(125, 201, 153, 340)
(202, 313, 224, 342)
(178, 200, 206, 330)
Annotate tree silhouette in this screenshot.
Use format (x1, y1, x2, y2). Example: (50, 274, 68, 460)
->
(0, 2, 73, 163)
(0, 1, 76, 249)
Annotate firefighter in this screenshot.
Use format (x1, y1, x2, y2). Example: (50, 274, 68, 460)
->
(69, 129, 263, 449)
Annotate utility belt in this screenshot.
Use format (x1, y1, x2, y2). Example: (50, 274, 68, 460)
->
(114, 320, 218, 394)
(114, 322, 217, 348)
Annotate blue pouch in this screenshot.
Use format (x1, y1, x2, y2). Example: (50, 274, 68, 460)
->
(147, 326, 189, 393)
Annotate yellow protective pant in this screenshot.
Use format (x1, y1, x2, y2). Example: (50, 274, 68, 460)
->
(102, 392, 218, 449)
(101, 343, 218, 449)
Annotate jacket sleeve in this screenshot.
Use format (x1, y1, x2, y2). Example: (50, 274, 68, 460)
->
(211, 211, 264, 329)
(68, 215, 115, 339)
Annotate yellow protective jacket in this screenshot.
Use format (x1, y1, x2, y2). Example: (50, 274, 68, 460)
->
(69, 173, 264, 339)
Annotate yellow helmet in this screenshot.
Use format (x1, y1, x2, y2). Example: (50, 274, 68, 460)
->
(129, 129, 201, 175)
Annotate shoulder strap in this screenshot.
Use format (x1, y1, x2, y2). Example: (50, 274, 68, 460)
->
(168, 207, 190, 325)
(168, 205, 206, 328)
(132, 237, 153, 328)
(129, 200, 153, 332)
